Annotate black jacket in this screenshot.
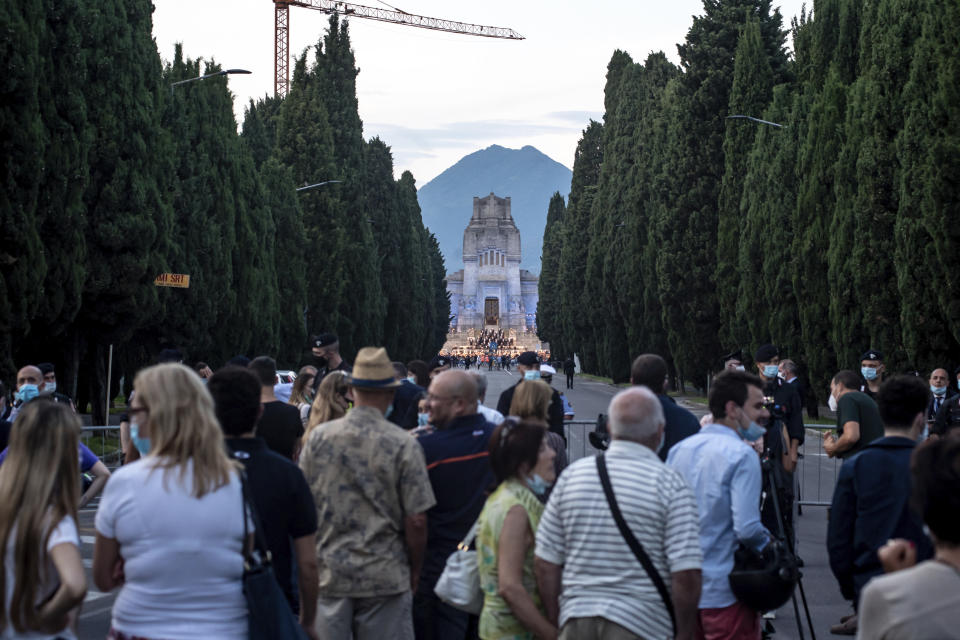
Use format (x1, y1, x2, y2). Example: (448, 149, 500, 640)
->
(496, 381, 565, 440)
(827, 436, 933, 602)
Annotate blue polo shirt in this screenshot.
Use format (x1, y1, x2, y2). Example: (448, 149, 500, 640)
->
(416, 413, 496, 591)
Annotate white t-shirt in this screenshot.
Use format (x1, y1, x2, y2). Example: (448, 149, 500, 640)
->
(95, 458, 248, 639)
(2, 514, 79, 640)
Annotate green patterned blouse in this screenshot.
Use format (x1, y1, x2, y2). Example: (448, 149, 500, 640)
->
(476, 479, 545, 640)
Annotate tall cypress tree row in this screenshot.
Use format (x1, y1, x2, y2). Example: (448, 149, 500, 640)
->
(364, 137, 403, 358)
(837, 0, 921, 371)
(623, 53, 679, 372)
(658, 0, 788, 387)
(261, 157, 308, 365)
(24, 0, 89, 377)
(895, 0, 960, 369)
(77, 0, 172, 421)
(0, 0, 46, 379)
(586, 51, 638, 380)
(557, 121, 603, 372)
(536, 193, 566, 359)
(158, 50, 238, 361)
(276, 53, 345, 349)
(717, 19, 775, 348)
(314, 15, 384, 354)
(736, 84, 800, 351)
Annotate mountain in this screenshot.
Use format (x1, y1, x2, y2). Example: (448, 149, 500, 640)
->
(417, 145, 572, 274)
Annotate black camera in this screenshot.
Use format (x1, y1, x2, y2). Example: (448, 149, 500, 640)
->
(763, 396, 786, 422)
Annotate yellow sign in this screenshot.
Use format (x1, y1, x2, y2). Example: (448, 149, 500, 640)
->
(154, 273, 190, 288)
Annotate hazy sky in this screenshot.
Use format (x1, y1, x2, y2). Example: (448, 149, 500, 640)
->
(153, 0, 808, 185)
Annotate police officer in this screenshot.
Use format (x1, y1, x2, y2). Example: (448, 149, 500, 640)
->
(859, 349, 885, 399)
(754, 344, 803, 551)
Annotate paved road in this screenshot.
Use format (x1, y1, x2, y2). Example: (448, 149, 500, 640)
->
(76, 369, 849, 639)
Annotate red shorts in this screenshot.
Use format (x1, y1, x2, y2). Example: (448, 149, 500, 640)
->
(696, 601, 760, 640)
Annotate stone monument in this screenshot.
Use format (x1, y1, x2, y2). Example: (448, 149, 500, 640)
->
(445, 193, 538, 333)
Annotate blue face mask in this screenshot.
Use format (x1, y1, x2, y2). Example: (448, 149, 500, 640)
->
(861, 367, 878, 381)
(656, 430, 666, 454)
(737, 411, 766, 442)
(523, 370, 541, 381)
(130, 421, 152, 456)
(417, 412, 429, 427)
(763, 365, 780, 379)
(383, 404, 394, 419)
(407, 376, 417, 384)
(15, 384, 39, 405)
(931, 385, 947, 396)
(525, 473, 551, 496)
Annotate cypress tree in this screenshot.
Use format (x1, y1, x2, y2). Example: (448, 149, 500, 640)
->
(159, 50, 238, 362)
(537, 193, 566, 359)
(895, 0, 960, 369)
(276, 52, 345, 349)
(585, 51, 639, 380)
(657, 0, 788, 388)
(77, 0, 173, 422)
(261, 157, 308, 365)
(557, 121, 603, 372)
(364, 137, 403, 358)
(313, 15, 384, 353)
(736, 84, 800, 352)
(717, 19, 775, 348)
(622, 53, 680, 373)
(0, 0, 46, 378)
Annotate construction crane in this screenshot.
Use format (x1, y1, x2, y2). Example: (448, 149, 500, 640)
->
(274, 0, 524, 97)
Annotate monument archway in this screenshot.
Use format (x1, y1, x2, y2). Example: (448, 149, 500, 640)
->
(484, 297, 499, 326)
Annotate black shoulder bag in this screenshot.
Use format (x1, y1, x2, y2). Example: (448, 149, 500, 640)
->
(596, 453, 677, 636)
(239, 471, 309, 640)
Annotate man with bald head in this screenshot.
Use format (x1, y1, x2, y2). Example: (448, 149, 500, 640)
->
(8, 365, 46, 423)
(414, 370, 497, 639)
(536, 387, 703, 640)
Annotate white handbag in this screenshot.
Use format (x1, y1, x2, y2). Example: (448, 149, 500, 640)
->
(434, 519, 483, 614)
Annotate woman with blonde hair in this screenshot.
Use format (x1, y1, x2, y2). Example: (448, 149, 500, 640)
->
(509, 380, 568, 480)
(288, 365, 317, 427)
(0, 400, 87, 638)
(303, 370, 350, 443)
(93, 363, 248, 639)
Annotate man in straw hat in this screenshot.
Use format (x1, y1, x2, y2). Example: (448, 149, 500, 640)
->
(300, 347, 437, 639)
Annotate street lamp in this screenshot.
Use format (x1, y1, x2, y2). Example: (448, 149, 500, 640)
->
(296, 180, 343, 192)
(170, 69, 251, 91)
(726, 114, 785, 128)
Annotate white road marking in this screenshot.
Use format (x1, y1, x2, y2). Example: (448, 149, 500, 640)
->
(81, 535, 96, 545)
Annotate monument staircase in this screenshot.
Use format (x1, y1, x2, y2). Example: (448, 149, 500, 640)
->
(441, 327, 548, 355)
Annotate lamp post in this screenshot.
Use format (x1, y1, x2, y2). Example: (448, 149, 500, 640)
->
(296, 180, 343, 192)
(170, 68, 251, 92)
(726, 114, 785, 128)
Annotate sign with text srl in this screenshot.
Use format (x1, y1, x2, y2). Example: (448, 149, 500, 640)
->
(155, 273, 190, 288)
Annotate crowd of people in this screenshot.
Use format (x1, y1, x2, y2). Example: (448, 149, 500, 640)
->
(1, 335, 959, 640)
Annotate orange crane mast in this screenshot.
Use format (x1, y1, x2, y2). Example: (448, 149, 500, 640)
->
(274, 0, 524, 97)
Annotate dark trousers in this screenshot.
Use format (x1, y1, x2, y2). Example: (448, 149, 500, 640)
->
(566, 372, 574, 388)
(413, 589, 469, 640)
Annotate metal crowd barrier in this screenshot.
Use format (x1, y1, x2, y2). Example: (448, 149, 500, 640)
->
(796, 425, 841, 507)
(81, 425, 123, 471)
(564, 420, 600, 463)
(564, 420, 841, 508)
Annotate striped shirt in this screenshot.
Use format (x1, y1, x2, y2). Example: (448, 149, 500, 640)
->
(535, 440, 702, 639)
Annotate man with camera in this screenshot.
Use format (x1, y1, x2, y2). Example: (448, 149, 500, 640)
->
(753, 345, 802, 552)
(668, 371, 772, 639)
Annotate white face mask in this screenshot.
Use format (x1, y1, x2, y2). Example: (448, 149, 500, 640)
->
(43, 381, 56, 395)
(828, 394, 838, 413)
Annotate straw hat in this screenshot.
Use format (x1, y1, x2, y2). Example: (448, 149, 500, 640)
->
(345, 347, 401, 389)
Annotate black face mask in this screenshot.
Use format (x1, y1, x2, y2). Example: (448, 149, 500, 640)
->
(313, 355, 328, 369)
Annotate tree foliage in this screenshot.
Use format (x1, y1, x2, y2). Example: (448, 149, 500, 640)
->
(3, 10, 448, 402)
(538, 0, 960, 395)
